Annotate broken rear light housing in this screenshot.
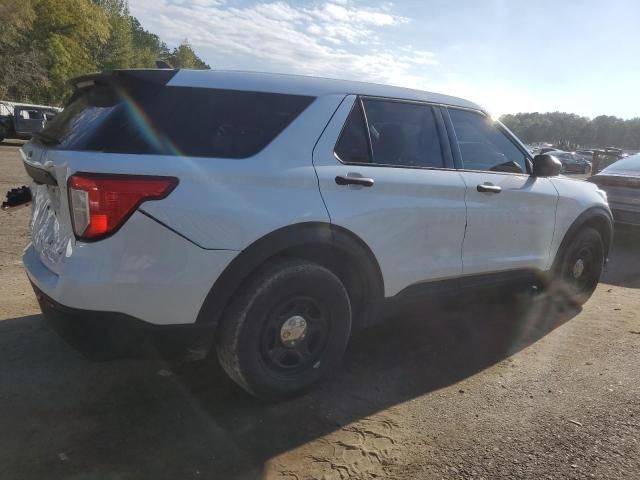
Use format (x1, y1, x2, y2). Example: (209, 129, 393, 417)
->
(68, 173, 178, 241)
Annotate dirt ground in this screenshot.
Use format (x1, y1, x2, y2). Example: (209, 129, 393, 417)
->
(1, 140, 638, 480)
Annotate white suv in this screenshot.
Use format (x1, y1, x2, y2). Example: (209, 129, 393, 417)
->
(21, 69, 613, 399)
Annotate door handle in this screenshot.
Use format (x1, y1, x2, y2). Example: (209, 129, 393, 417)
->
(335, 175, 374, 187)
(476, 183, 502, 193)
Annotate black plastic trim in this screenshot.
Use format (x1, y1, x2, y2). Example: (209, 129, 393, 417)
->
(433, 106, 455, 169)
(335, 175, 374, 187)
(31, 282, 212, 359)
(440, 106, 463, 169)
(391, 268, 545, 303)
(195, 222, 385, 328)
(358, 97, 375, 164)
(551, 206, 614, 270)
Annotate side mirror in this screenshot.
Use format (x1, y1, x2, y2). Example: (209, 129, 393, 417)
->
(532, 154, 562, 177)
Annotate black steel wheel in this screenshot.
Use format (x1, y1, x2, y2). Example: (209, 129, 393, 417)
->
(558, 227, 604, 304)
(260, 295, 329, 373)
(216, 259, 352, 400)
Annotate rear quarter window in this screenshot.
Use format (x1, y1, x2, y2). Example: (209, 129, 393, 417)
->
(40, 86, 315, 159)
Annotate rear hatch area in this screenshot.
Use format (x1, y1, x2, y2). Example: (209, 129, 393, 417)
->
(20, 69, 180, 273)
(22, 143, 73, 274)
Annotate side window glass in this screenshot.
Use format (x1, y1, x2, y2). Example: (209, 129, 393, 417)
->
(449, 108, 527, 174)
(334, 101, 372, 163)
(362, 99, 445, 168)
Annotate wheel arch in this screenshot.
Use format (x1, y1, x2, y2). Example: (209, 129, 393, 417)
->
(552, 206, 613, 271)
(196, 222, 385, 329)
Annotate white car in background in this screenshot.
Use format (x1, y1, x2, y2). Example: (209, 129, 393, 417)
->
(21, 69, 613, 399)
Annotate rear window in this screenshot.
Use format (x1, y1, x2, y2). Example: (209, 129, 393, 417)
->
(39, 83, 314, 158)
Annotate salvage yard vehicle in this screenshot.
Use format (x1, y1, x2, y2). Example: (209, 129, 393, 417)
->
(546, 150, 592, 174)
(19, 69, 613, 399)
(588, 153, 640, 226)
(591, 148, 625, 174)
(0, 101, 61, 142)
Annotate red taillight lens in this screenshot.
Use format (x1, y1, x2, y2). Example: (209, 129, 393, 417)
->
(68, 173, 178, 241)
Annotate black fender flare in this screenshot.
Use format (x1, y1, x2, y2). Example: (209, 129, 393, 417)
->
(196, 222, 385, 328)
(552, 206, 614, 272)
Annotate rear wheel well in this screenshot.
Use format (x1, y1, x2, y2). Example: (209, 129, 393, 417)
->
(274, 243, 372, 327)
(197, 223, 385, 331)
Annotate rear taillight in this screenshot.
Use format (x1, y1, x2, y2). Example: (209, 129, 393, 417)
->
(68, 173, 178, 241)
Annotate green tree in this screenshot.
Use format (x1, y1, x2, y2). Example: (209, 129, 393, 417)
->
(500, 112, 640, 149)
(166, 40, 210, 69)
(130, 17, 170, 68)
(94, 0, 134, 70)
(32, 0, 110, 103)
(0, 0, 48, 102)
(622, 118, 640, 149)
(0, 0, 210, 104)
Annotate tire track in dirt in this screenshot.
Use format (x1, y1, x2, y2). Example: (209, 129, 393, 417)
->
(273, 415, 402, 479)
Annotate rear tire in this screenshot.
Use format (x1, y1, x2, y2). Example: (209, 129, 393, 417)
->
(216, 259, 352, 400)
(555, 227, 604, 305)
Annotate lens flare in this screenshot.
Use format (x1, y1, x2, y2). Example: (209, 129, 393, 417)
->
(119, 90, 183, 156)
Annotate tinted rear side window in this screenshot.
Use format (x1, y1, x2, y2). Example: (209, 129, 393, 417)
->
(40, 85, 314, 158)
(363, 99, 445, 168)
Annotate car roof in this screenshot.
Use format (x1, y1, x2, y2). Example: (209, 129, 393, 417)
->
(168, 69, 484, 111)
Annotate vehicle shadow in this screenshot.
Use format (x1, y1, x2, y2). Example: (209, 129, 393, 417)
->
(0, 290, 579, 479)
(601, 228, 640, 288)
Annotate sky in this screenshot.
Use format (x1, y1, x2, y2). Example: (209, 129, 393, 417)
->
(129, 0, 640, 119)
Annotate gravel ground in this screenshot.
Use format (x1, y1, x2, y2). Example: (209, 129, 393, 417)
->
(0, 140, 638, 479)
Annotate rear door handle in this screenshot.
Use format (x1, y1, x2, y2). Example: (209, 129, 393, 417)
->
(476, 183, 502, 194)
(335, 175, 374, 187)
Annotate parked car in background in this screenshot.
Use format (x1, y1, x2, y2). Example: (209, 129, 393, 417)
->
(547, 150, 592, 174)
(588, 153, 640, 226)
(538, 146, 557, 154)
(591, 148, 625, 174)
(20, 69, 613, 399)
(0, 101, 61, 142)
(576, 149, 594, 162)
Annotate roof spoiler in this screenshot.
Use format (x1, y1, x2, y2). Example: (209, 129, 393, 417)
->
(69, 69, 178, 90)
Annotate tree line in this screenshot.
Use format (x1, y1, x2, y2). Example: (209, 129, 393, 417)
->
(0, 0, 209, 106)
(500, 111, 640, 150)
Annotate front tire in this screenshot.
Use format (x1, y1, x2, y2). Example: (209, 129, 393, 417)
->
(556, 227, 604, 304)
(216, 259, 352, 400)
